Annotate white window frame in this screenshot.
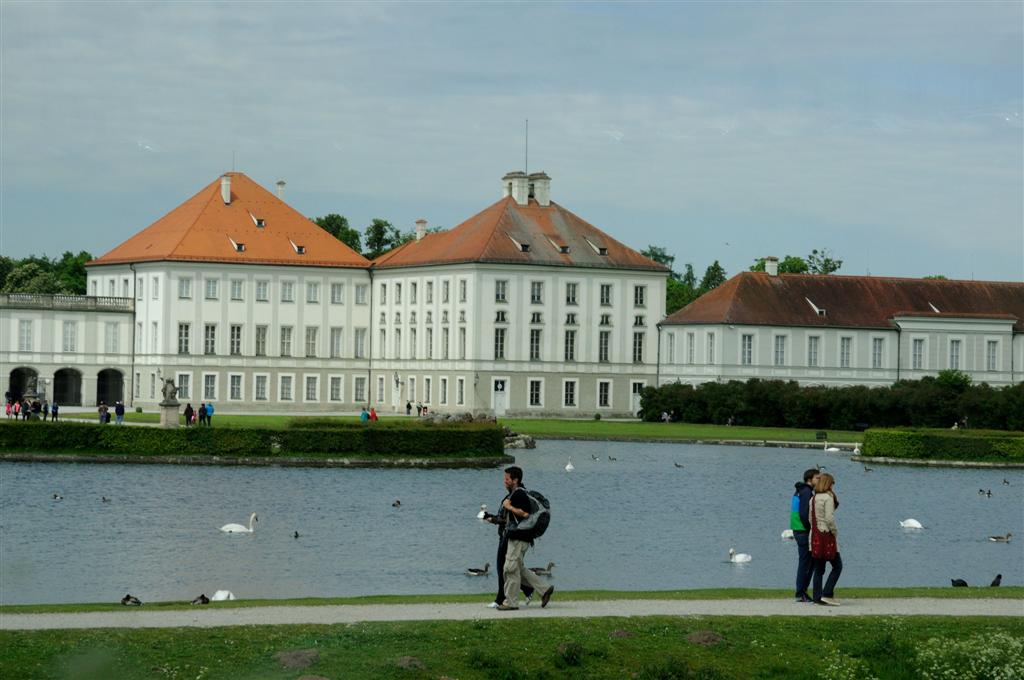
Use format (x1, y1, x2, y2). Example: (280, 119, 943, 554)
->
(808, 336, 820, 368)
(17, 319, 33, 352)
(597, 379, 613, 409)
(707, 331, 715, 364)
(329, 375, 344, 402)
(279, 373, 295, 401)
(304, 374, 320, 402)
(456, 377, 465, 405)
(424, 377, 432, 405)
(62, 320, 77, 352)
(531, 281, 544, 304)
(202, 372, 218, 401)
(949, 338, 962, 370)
(306, 282, 320, 304)
(354, 376, 366, 403)
(228, 373, 244, 401)
(986, 339, 999, 372)
(528, 377, 544, 408)
(839, 336, 853, 369)
(151, 321, 158, 354)
(104, 321, 119, 353)
(255, 280, 269, 302)
(741, 334, 754, 366)
(912, 337, 925, 370)
(281, 280, 295, 303)
(871, 337, 884, 369)
(562, 378, 578, 408)
(152, 277, 159, 300)
(204, 278, 219, 300)
(377, 375, 386, 403)
(254, 373, 269, 401)
(330, 282, 345, 304)
(773, 335, 787, 367)
(439, 377, 449, 405)
(355, 284, 368, 305)
(176, 372, 192, 400)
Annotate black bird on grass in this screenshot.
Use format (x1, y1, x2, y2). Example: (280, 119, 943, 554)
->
(191, 593, 210, 605)
(990, 574, 1002, 587)
(950, 579, 968, 588)
(121, 593, 142, 606)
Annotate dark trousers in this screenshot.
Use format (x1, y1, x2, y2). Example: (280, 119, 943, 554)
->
(494, 537, 535, 605)
(812, 552, 843, 601)
(794, 531, 813, 598)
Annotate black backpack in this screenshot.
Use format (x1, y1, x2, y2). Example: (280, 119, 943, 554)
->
(507, 489, 551, 541)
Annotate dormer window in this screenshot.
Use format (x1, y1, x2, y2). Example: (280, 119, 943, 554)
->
(507, 233, 531, 252)
(249, 212, 265, 228)
(228, 237, 246, 252)
(584, 237, 607, 256)
(289, 239, 306, 254)
(805, 297, 827, 317)
(559, 245, 570, 254)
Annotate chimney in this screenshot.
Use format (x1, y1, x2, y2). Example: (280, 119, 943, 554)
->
(501, 171, 529, 206)
(220, 174, 232, 205)
(276, 180, 286, 200)
(415, 218, 428, 242)
(765, 256, 779, 277)
(528, 171, 551, 207)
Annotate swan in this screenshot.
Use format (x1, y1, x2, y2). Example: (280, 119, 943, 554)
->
(899, 519, 924, 529)
(728, 548, 752, 563)
(781, 529, 795, 540)
(120, 593, 142, 606)
(466, 562, 490, 576)
(211, 590, 235, 601)
(565, 458, 575, 472)
(529, 561, 556, 577)
(476, 504, 488, 520)
(191, 593, 210, 605)
(852, 445, 861, 455)
(988, 533, 1013, 543)
(220, 512, 258, 533)
(823, 441, 840, 452)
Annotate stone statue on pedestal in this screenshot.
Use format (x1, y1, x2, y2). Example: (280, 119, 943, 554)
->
(159, 377, 179, 407)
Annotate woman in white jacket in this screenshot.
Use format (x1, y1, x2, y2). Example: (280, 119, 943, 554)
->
(811, 473, 843, 605)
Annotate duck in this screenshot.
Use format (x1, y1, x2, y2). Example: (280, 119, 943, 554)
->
(950, 578, 968, 588)
(476, 504, 488, 520)
(466, 562, 490, 576)
(978, 489, 986, 495)
(986, 490, 993, 498)
(608, 455, 617, 461)
(591, 454, 600, 461)
(52, 493, 63, 501)
(1003, 478, 1010, 486)
(780, 529, 795, 540)
(293, 531, 300, 539)
(120, 593, 142, 606)
(674, 462, 684, 468)
(101, 496, 112, 503)
(190, 593, 210, 605)
(899, 519, 924, 529)
(210, 590, 235, 601)
(991, 574, 1002, 587)
(528, 561, 556, 577)
(392, 499, 402, 508)
(220, 512, 258, 533)
(863, 465, 873, 472)
(728, 548, 752, 563)
(988, 533, 1013, 543)
(823, 442, 840, 452)
(565, 458, 575, 472)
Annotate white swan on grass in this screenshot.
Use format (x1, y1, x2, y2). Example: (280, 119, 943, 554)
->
(899, 519, 924, 529)
(565, 458, 575, 472)
(220, 512, 258, 533)
(210, 590, 235, 601)
(781, 529, 795, 540)
(728, 548, 752, 563)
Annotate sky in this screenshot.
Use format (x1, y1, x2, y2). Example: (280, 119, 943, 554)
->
(1, 1, 1022, 282)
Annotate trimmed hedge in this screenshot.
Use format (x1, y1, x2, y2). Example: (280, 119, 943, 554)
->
(863, 428, 1024, 462)
(0, 421, 504, 458)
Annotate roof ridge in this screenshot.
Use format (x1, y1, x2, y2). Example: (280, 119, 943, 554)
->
(481, 196, 517, 259)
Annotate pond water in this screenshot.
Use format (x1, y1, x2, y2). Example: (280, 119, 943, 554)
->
(1, 441, 1021, 604)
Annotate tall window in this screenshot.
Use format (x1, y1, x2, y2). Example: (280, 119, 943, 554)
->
(379, 283, 387, 305)
(204, 279, 219, 300)
(136, 278, 144, 300)
(104, 322, 119, 353)
(912, 338, 924, 369)
(330, 376, 342, 401)
(408, 377, 416, 402)
(203, 374, 216, 400)
(395, 283, 402, 304)
(136, 323, 143, 353)
(808, 336, 819, 367)
(306, 282, 319, 303)
(354, 328, 366, 358)
(409, 328, 417, 358)
(426, 327, 433, 359)
(563, 380, 577, 407)
(178, 278, 192, 299)
(255, 326, 267, 356)
(230, 324, 242, 356)
(281, 281, 294, 302)
(255, 375, 267, 400)
(530, 281, 543, 303)
(442, 280, 450, 303)
(377, 376, 385, 402)
(331, 283, 344, 304)
(305, 376, 318, 401)
(178, 323, 190, 354)
(177, 374, 190, 399)
(459, 279, 467, 302)
(495, 280, 508, 302)
(280, 326, 293, 357)
(152, 277, 159, 299)
(840, 337, 852, 368)
(330, 327, 343, 358)
(379, 329, 386, 358)
(741, 334, 753, 365)
(872, 338, 884, 369)
(667, 333, 675, 364)
(150, 373, 156, 399)
(949, 339, 961, 369)
(599, 330, 610, 363)
(565, 282, 578, 305)
(424, 377, 431, 404)
(600, 284, 612, 306)
(456, 377, 465, 405)
(529, 380, 542, 406)
(632, 332, 645, 363)
(598, 380, 611, 408)
(18, 320, 32, 351)
(280, 376, 293, 400)
(426, 281, 434, 303)
(305, 327, 318, 357)
(687, 332, 695, 364)
(230, 280, 243, 300)
(440, 377, 448, 405)
(773, 336, 786, 366)
(151, 321, 158, 353)
(63, 321, 77, 352)
(394, 329, 402, 358)
(230, 375, 242, 400)
(355, 284, 368, 305)
(204, 324, 216, 355)
(354, 377, 366, 402)
(564, 330, 576, 361)
(530, 329, 542, 360)
(706, 332, 715, 364)
(256, 280, 269, 301)
(442, 328, 450, 359)
(494, 328, 506, 359)
(459, 327, 466, 359)
(410, 282, 417, 304)
(986, 340, 998, 371)
(633, 285, 646, 307)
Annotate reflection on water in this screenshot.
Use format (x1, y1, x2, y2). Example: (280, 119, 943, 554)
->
(1, 441, 1021, 604)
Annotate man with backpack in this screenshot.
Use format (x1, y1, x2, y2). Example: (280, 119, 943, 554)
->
(492, 465, 554, 611)
(791, 468, 820, 603)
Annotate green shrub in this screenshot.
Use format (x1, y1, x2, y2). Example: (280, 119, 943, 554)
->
(914, 632, 1024, 679)
(594, 413, 601, 420)
(863, 428, 1024, 462)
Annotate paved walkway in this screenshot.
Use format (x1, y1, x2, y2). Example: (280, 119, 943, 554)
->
(3, 598, 1021, 630)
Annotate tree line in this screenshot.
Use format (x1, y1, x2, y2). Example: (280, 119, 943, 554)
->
(312, 214, 443, 259)
(0, 252, 93, 295)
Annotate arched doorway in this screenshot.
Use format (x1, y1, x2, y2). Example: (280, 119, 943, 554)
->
(96, 369, 124, 406)
(7, 367, 38, 404)
(54, 368, 83, 406)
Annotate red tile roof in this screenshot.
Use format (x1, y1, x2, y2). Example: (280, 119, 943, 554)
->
(663, 273, 1024, 332)
(88, 173, 368, 268)
(373, 196, 669, 272)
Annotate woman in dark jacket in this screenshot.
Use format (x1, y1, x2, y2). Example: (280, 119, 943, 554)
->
(183, 403, 194, 426)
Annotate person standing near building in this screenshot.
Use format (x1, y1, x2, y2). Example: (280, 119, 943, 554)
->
(790, 469, 819, 602)
(205, 402, 214, 426)
(114, 401, 126, 425)
(183, 403, 194, 427)
(494, 466, 554, 611)
(369, 407, 378, 422)
(50, 402, 59, 422)
(360, 407, 369, 423)
(42, 400, 49, 421)
(197, 403, 207, 426)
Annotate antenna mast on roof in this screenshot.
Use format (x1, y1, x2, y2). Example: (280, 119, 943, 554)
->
(524, 118, 528, 175)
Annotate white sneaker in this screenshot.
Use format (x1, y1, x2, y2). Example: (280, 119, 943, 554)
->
(486, 602, 498, 608)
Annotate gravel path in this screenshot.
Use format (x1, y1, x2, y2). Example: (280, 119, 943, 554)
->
(3, 598, 1021, 630)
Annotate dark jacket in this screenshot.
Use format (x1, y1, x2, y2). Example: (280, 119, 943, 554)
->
(790, 482, 814, 532)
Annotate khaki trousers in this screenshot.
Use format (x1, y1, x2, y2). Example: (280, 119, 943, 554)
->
(503, 539, 547, 606)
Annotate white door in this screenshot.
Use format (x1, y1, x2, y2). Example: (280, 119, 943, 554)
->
(493, 379, 507, 416)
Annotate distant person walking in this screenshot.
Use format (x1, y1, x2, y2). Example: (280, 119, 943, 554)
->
(50, 403, 59, 422)
(98, 402, 107, 424)
(205, 402, 214, 426)
(114, 401, 126, 425)
(197, 403, 207, 426)
(406, 401, 412, 416)
(42, 400, 50, 421)
(5, 401, 11, 419)
(791, 468, 819, 602)
(183, 403, 194, 427)
(360, 407, 369, 423)
(811, 473, 842, 606)
(369, 407, 378, 422)
(483, 472, 537, 609)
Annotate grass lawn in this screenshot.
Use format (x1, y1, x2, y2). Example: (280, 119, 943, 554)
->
(3, 587, 1020, 614)
(503, 418, 864, 444)
(3, 614, 1022, 679)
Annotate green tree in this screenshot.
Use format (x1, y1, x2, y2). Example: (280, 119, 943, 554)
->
(313, 214, 362, 253)
(0, 256, 14, 291)
(698, 260, 727, 294)
(749, 255, 809, 274)
(641, 245, 679, 280)
(923, 274, 948, 280)
(52, 251, 92, 294)
(363, 218, 404, 259)
(0, 262, 64, 294)
(807, 248, 843, 275)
